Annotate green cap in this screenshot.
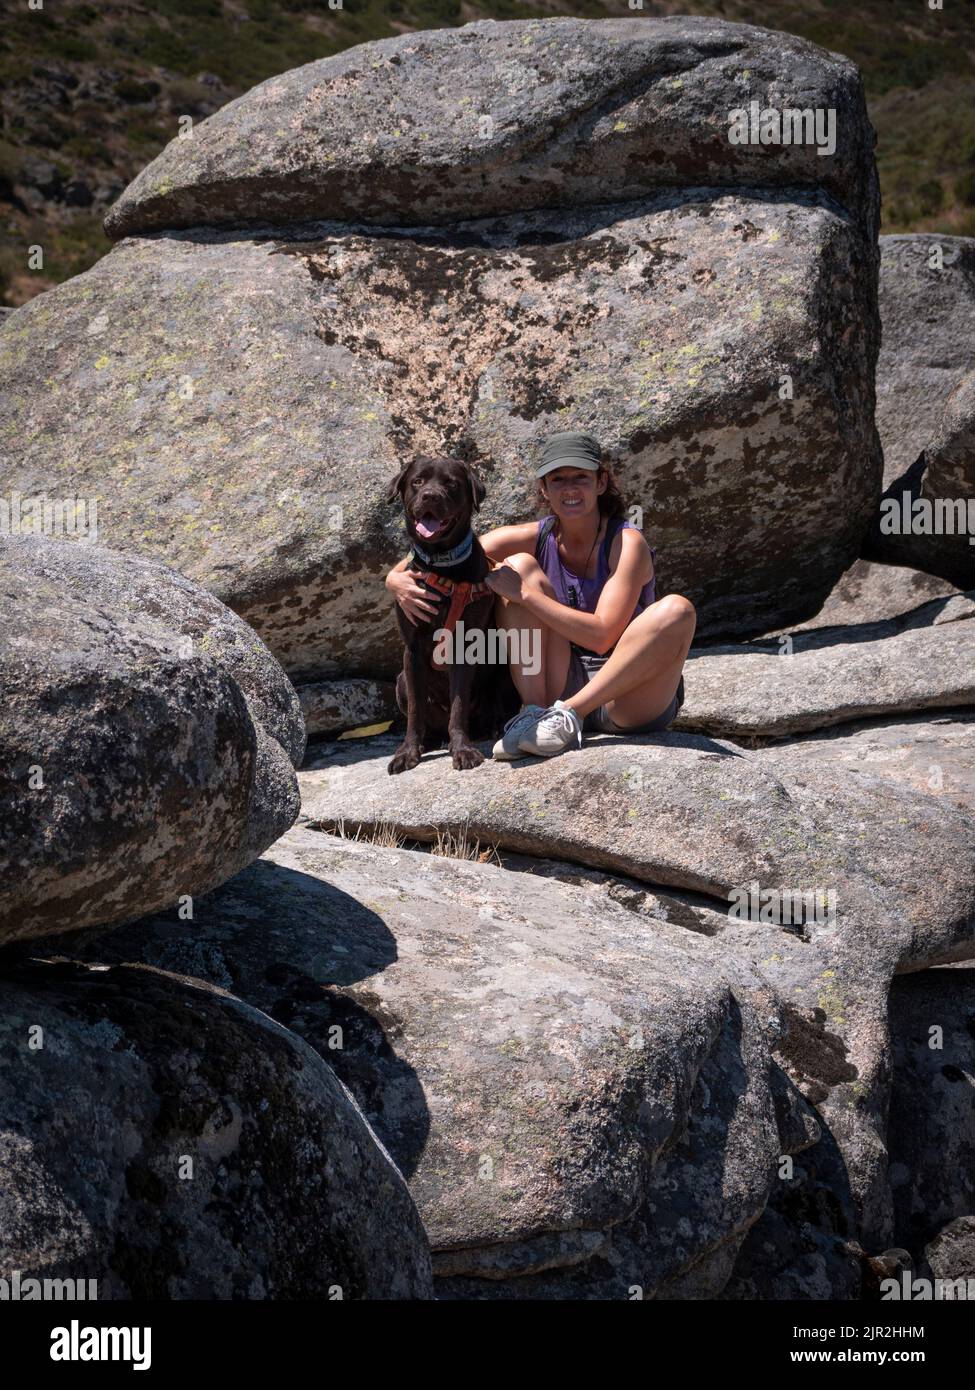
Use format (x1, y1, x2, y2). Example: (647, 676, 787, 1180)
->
(535, 431, 602, 480)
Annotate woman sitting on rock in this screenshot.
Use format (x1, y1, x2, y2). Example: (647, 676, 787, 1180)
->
(385, 430, 696, 760)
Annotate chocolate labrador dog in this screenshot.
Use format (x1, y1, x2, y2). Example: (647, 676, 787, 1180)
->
(386, 454, 495, 775)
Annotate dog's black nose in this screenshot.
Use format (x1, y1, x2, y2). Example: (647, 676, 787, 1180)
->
(416, 491, 448, 512)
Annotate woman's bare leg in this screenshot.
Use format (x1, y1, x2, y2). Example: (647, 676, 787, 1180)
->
(493, 553, 572, 707)
(564, 595, 696, 728)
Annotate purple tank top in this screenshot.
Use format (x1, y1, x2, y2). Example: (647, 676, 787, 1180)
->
(536, 517, 656, 634)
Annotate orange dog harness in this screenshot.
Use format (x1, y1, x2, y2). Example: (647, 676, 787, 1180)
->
(414, 569, 494, 635)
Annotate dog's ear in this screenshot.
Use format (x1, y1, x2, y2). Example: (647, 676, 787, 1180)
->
(464, 461, 487, 513)
(386, 457, 419, 505)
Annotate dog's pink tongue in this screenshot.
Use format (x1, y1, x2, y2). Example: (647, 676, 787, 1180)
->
(415, 515, 441, 539)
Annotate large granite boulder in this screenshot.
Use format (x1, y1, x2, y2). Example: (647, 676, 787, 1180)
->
(928, 372, 975, 507)
(721, 1126, 864, 1300)
(58, 719, 975, 1296)
(0, 192, 880, 676)
(0, 957, 432, 1299)
(924, 1218, 975, 1284)
(104, 17, 878, 238)
(863, 236, 975, 585)
(0, 535, 305, 945)
(873, 235, 975, 491)
(864, 372, 975, 591)
(676, 592, 975, 738)
(0, 16, 882, 678)
(49, 824, 815, 1298)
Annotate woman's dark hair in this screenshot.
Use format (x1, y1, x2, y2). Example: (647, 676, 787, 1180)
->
(536, 465, 627, 521)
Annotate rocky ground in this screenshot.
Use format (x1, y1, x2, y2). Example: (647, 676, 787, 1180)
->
(1, 15, 973, 1301)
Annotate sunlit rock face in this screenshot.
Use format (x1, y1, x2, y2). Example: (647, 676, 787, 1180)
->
(0, 16, 881, 678)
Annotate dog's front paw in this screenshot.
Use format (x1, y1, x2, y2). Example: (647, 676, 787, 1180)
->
(451, 742, 484, 772)
(388, 741, 422, 775)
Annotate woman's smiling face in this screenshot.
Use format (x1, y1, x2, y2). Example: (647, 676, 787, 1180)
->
(542, 467, 607, 518)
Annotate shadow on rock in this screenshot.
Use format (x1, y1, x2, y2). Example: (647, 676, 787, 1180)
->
(723, 1076, 863, 1301)
(0, 956, 432, 1299)
(28, 859, 432, 1182)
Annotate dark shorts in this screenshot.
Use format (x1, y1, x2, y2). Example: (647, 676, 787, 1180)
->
(560, 647, 686, 735)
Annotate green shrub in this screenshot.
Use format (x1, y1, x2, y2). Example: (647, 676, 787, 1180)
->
(422, 0, 462, 21)
(115, 77, 160, 103)
(151, 0, 222, 16)
(0, 139, 23, 187)
(916, 178, 944, 215)
(41, 27, 99, 63)
(957, 170, 975, 207)
(62, 134, 105, 162)
(166, 78, 213, 111)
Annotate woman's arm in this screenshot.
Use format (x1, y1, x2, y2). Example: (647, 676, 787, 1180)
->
(385, 554, 439, 626)
(384, 519, 539, 625)
(384, 520, 538, 623)
(480, 521, 541, 562)
(386, 555, 410, 580)
(487, 528, 652, 654)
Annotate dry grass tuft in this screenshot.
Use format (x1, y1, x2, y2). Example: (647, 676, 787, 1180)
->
(430, 822, 501, 865)
(329, 817, 404, 849)
(322, 816, 501, 864)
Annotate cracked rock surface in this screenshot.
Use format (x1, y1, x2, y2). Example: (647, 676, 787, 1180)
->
(48, 727, 973, 1293)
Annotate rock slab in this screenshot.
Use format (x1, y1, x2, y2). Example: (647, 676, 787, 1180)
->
(756, 713, 975, 818)
(51, 825, 802, 1297)
(299, 727, 975, 1244)
(676, 593, 975, 737)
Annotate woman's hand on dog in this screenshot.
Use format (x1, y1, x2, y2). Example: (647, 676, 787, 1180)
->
(484, 564, 524, 602)
(386, 568, 440, 626)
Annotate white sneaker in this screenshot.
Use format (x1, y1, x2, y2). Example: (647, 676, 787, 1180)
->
(517, 700, 584, 757)
(492, 704, 547, 760)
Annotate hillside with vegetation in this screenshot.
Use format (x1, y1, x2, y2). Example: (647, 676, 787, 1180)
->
(2, 0, 974, 305)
